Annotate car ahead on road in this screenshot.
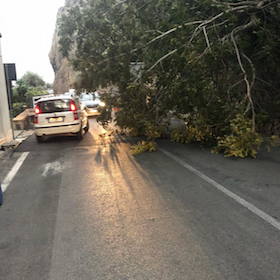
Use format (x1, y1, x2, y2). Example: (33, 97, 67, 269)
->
(79, 92, 105, 116)
(34, 96, 89, 143)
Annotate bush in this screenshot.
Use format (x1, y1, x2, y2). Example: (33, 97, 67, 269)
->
(12, 103, 26, 117)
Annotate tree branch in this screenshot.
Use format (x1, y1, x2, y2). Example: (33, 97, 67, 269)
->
(221, 15, 256, 43)
(103, 0, 129, 15)
(188, 47, 211, 66)
(227, 79, 244, 99)
(256, 77, 280, 93)
(97, 20, 203, 65)
(231, 30, 255, 131)
(97, 0, 279, 69)
(242, 52, 256, 89)
(203, 26, 211, 51)
(147, 49, 178, 72)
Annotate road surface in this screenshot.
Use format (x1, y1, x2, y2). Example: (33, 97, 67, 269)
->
(0, 117, 280, 280)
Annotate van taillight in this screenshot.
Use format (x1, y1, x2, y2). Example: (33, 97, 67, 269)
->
(70, 102, 76, 111)
(34, 106, 40, 124)
(73, 112, 79, 120)
(35, 106, 40, 114)
(70, 101, 79, 120)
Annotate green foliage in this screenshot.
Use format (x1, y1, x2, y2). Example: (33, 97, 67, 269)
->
(25, 87, 47, 99)
(265, 135, 280, 151)
(145, 122, 168, 140)
(58, 0, 280, 157)
(46, 82, 53, 89)
(20, 71, 45, 88)
(131, 141, 157, 156)
(171, 110, 228, 146)
(12, 102, 26, 117)
(171, 125, 210, 144)
(214, 115, 263, 158)
(13, 71, 48, 109)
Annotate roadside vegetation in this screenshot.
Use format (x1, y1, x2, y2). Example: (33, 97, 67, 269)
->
(12, 71, 52, 117)
(59, 0, 280, 157)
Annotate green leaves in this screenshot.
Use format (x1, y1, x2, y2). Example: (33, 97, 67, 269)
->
(131, 141, 157, 155)
(13, 71, 48, 107)
(25, 88, 47, 99)
(19, 71, 45, 88)
(215, 115, 263, 158)
(58, 0, 280, 157)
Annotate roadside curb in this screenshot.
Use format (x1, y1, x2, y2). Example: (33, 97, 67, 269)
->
(0, 130, 34, 153)
(0, 141, 20, 151)
(15, 129, 34, 144)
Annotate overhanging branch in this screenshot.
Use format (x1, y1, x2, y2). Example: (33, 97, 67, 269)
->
(231, 29, 255, 131)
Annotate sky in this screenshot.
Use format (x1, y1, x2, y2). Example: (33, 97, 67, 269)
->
(0, 0, 66, 84)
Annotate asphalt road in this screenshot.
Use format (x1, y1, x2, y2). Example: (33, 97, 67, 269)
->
(0, 117, 280, 280)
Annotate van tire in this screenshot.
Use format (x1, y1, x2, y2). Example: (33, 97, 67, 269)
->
(84, 120, 89, 132)
(77, 125, 84, 140)
(36, 135, 44, 143)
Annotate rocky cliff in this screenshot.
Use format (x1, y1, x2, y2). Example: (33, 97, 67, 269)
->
(49, 0, 79, 94)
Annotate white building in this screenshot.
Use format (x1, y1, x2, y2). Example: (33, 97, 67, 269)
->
(0, 36, 13, 146)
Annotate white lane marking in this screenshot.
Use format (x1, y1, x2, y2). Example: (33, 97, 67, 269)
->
(160, 149, 280, 231)
(1, 152, 30, 192)
(42, 160, 64, 177)
(42, 164, 51, 177)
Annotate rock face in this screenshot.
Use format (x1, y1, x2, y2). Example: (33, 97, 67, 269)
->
(49, 0, 79, 94)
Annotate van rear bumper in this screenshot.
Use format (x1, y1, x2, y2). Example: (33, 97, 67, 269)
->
(34, 123, 80, 136)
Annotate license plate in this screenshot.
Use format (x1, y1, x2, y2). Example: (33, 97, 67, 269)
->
(48, 117, 64, 123)
(90, 109, 98, 113)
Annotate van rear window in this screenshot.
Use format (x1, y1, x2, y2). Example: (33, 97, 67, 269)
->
(38, 99, 71, 113)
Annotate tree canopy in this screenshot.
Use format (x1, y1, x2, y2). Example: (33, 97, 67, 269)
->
(21, 71, 46, 88)
(12, 71, 48, 116)
(14, 71, 47, 100)
(58, 0, 280, 157)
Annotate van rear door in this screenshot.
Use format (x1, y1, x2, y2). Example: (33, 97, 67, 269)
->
(37, 99, 75, 126)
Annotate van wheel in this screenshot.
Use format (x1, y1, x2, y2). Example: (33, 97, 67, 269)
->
(77, 125, 84, 140)
(84, 120, 89, 132)
(36, 135, 44, 143)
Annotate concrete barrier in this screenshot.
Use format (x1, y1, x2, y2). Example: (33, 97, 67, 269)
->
(12, 109, 34, 130)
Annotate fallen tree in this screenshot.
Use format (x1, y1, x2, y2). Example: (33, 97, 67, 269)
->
(59, 0, 280, 157)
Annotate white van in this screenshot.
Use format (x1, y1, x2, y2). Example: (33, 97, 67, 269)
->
(34, 96, 89, 142)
